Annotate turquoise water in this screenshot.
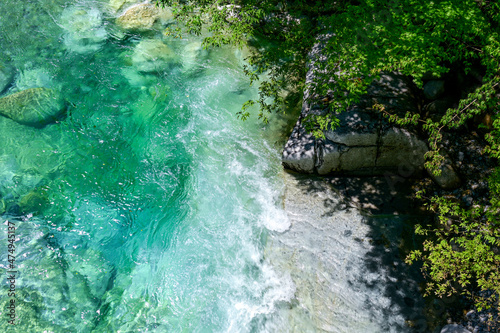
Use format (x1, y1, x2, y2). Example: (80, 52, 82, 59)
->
(0, 1, 292, 331)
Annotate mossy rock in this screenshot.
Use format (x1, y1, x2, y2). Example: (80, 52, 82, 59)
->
(116, 3, 160, 31)
(0, 88, 65, 127)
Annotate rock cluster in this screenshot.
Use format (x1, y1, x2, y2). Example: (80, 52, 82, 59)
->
(439, 290, 499, 333)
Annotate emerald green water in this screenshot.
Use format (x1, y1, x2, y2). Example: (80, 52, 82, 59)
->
(0, 1, 292, 331)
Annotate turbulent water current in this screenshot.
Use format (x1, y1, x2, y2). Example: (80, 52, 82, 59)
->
(0, 1, 430, 332)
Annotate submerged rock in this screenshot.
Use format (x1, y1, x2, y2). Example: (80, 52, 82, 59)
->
(0, 88, 65, 126)
(116, 3, 173, 31)
(108, 0, 141, 13)
(181, 41, 208, 74)
(0, 159, 46, 212)
(65, 248, 113, 299)
(131, 39, 178, 72)
(60, 6, 108, 53)
(19, 188, 50, 215)
(0, 155, 19, 196)
(0, 218, 101, 332)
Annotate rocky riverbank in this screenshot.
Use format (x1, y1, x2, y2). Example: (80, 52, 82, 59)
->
(280, 36, 499, 332)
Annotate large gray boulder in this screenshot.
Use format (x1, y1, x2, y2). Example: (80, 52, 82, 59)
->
(0, 88, 65, 126)
(283, 72, 429, 177)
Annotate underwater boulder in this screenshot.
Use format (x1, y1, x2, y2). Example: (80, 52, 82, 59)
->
(0, 155, 19, 196)
(0, 88, 65, 126)
(131, 39, 178, 72)
(60, 6, 108, 53)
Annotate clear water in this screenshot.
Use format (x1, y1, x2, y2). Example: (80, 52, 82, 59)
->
(0, 1, 292, 331)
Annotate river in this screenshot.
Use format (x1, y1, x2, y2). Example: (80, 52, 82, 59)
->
(0, 1, 429, 332)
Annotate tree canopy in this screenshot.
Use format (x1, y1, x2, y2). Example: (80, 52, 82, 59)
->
(156, 0, 500, 317)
